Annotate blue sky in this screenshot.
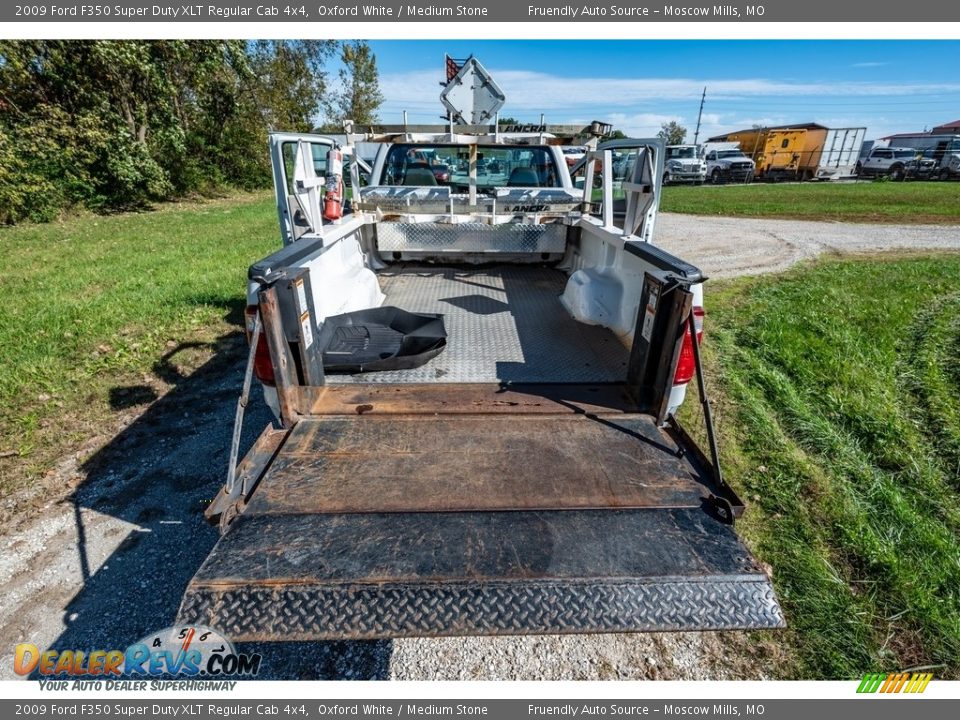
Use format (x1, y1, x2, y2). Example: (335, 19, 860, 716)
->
(364, 41, 960, 141)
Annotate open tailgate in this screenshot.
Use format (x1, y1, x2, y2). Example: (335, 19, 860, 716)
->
(178, 384, 784, 640)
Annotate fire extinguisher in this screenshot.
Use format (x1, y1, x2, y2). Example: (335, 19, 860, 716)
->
(323, 148, 343, 220)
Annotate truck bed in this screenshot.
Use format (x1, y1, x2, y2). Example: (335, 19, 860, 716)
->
(327, 265, 629, 384)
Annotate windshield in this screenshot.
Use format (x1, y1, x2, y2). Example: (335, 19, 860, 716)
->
(667, 147, 696, 159)
(382, 144, 560, 189)
(716, 149, 747, 159)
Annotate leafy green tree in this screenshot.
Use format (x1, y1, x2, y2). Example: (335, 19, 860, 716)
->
(657, 121, 687, 145)
(321, 41, 384, 129)
(0, 39, 339, 223)
(245, 40, 337, 132)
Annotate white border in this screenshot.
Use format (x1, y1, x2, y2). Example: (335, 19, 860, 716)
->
(2, 21, 959, 40)
(1, 14, 958, 702)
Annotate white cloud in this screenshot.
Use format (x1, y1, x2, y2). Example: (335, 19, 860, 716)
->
(852, 62, 889, 68)
(375, 67, 954, 140)
(566, 112, 683, 136)
(379, 68, 960, 113)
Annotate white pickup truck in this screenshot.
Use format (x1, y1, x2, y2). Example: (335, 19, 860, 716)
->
(856, 146, 937, 180)
(663, 144, 706, 184)
(703, 144, 755, 184)
(178, 112, 783, 640)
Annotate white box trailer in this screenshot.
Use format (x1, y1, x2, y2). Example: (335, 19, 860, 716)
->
(814, 127, 867, 180)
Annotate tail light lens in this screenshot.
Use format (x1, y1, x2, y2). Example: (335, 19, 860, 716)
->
(673, 306, 704, 385)
(245, 305, 275, 386)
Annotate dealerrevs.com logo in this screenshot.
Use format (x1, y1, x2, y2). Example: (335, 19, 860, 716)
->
(14, 626, 261, 683)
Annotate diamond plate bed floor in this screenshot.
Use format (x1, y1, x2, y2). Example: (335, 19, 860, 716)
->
(327, 265, 630, 384)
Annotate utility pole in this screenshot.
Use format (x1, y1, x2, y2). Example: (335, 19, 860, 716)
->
(693, 87, 706, 145)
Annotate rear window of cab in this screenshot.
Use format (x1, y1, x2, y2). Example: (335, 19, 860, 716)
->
(381, 144, 561, 189)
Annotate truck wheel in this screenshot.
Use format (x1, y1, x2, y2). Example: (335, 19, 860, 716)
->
(890, 164, 905, 182)
(711, 168, 723, 185)
(940, 168, 952, 182)
(662, 171, 671, 185)
(855, 162, 864, 178)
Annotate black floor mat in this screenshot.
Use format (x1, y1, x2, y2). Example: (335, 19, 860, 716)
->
(317, 307, 447, 373)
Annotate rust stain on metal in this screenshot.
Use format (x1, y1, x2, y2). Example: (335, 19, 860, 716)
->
(242, 413, 705, 516)
(301, 383, 640, 417)
(204, 424, 289, 527)
(259, 287, 299, 428)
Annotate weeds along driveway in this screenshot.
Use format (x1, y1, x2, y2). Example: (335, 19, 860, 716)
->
(1, 214, 959, 681)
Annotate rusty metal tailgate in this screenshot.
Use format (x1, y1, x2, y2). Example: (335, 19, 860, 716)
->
(179, 399, 783, 639)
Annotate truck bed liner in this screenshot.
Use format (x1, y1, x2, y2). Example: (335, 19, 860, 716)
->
(327, 265, 629, 384)
(179, 407, 785, 639)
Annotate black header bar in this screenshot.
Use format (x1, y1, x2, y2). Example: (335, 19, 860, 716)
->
(4, 1, 957, 23)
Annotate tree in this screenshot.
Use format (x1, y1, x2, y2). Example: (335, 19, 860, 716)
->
(657, 121, 687, 145)
(244, 40, 337, 133)
(223, 40, 336, 186)
(0, 39, 339, 222)
(608, 129, 628, 140)
(321, 41, 383, 129)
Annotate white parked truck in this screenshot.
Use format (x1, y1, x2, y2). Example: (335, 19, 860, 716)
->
(663, 144, 706, 184)
(856, 146, 937, 181)
(702, 142, 756, 184)
(875, 133, 960, 181)
(178, 62, 784, 641)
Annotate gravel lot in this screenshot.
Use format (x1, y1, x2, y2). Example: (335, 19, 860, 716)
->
(656, 213, 960, 279)
(2, 214, 959, 681)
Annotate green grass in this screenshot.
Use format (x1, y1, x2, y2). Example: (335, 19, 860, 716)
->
(661, 181, 960, 223)
(688, 254, 960, 678)
(0, 192, 277, 500)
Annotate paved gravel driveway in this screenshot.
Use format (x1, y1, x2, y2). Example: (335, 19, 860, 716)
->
(656, 213, 960, 279)
(2, 215, 958, 681)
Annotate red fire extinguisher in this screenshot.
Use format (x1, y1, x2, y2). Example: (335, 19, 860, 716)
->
(323, 148, 343, 220)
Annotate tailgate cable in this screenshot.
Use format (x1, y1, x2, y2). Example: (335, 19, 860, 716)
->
(664, 272, 736, 523)
(686, 305, 735, 523)
(225, 310, 262, 498)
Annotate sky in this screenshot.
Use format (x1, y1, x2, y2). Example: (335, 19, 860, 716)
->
(364, 41, 960, 142)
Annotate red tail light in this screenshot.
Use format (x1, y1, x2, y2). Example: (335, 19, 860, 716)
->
(673, 306, 704, 385)
(245, 305, 275, 386)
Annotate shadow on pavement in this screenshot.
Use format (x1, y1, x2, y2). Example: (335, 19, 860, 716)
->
(40, 302, 391, 680)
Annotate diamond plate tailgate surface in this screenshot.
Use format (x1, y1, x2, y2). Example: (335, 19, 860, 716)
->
(179, 414, 785, 639)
